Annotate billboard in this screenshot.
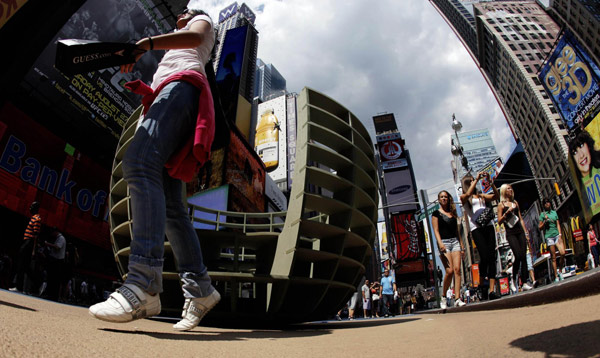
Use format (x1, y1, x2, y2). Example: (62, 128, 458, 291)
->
(0, 102, 110, 249)
(539, 29, 600, 131)
(256, 95, 287, 181)
(377, 132, 407, 170)
(377, 221, 389, 261)
(216, 25, 248, 126)
(286, 95, 297, 189)
(568, 115, 600, 222)
(20, 0, 169, 141)
(0, 0, 27, 30)
(372, 113, 398, 134)
(541, 31, 600, 222)
(389, 213, 421, 261)
(382, 168, 418, 212)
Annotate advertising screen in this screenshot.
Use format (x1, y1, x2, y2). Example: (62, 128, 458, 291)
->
(286, 96, 297, 189)
(383, 168, 418, 212)
(0, 0, 28, 29)
(377, 221, 389, 261)
(568, 114, 600, 222)
(20, 0, 169, 141)
(216, 25, 248, 125)
(0, 102, 110, 249)
(256, 95, 287, 180)
(539, 30, 600, 131)
(377, 132, 407, 171)
(372, 113, 398, 134)
(389, 213, 421, 261)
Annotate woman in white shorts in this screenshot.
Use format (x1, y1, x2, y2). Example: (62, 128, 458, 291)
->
(432, 190, 466, 308)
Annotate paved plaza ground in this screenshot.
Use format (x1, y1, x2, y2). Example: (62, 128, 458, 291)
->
(2, 281, 599, 358)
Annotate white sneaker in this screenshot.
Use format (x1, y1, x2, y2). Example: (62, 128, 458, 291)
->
(173, 290, 221, 331)
(522, 283, 533, 291)
(440, 299, 447, 310)
(89, 284, 161, 323)
(454, 299, 466, 307)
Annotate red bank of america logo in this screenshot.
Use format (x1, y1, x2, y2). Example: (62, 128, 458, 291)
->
(380, 140, 402, 160)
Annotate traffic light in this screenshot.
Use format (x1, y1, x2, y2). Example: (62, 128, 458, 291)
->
(554, 182, 561, 196)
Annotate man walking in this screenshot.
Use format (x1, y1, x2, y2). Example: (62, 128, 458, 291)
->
(379, 269, 396, 317)
(10, 202, 42, 293)
(361, 279, 371, 318)
(44, 228, 67, 301)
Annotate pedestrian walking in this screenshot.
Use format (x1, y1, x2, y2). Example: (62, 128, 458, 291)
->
(460, 172, 501, 300)
(10, 202, 42, 293)
(44, 228, 67, 301)
(587, 224, 599, 269)
(498, 184, 533, 292)
(379, 269, 396, 317)
(539, 198, 566, 282)
(432, 190, 466, 308)
(361, 279, 371, 318)
(89, 8, 220, 331)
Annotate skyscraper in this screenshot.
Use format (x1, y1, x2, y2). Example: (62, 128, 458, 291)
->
(214, 2, 259, 138)
(214, 2, 257, 75)
(431, 0, 573, 209)
(452, 128, 499, 179)
(254, 58, 287, 101)
(550, 0, 600, 64)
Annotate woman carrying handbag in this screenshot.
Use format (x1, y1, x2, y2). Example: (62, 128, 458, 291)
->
(460, 172, 500, 300)
(498, 184, 533, 292)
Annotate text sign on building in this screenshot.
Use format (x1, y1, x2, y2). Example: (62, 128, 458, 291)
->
(539, 29, 600, 131)
(377, 132, 407, 170)
(219, 2, 238, 23)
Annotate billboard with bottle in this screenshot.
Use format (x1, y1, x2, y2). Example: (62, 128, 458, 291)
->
(256, 95, 287, 181)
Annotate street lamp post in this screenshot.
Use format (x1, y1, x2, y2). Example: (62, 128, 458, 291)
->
(451, 113, 469, 176)
(449, 114, 473, 300)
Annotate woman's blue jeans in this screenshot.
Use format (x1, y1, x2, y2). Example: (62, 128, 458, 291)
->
(122, 81, 213, 298)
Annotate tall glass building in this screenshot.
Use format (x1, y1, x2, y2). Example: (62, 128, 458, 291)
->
(452, 128, 499, 179)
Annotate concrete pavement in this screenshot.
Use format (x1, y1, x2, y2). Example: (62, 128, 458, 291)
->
(2, 276, 600, 358)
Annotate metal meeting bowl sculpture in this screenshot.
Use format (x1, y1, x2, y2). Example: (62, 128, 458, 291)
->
(109, 87, 379, 325)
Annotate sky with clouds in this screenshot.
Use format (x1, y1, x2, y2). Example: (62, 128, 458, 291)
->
(189, 0, 518, 195)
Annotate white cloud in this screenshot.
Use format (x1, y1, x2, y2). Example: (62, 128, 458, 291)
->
(188, 0, 516, 191)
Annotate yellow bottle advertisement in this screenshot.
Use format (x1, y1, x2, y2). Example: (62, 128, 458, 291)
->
(255, 108, 279, 171)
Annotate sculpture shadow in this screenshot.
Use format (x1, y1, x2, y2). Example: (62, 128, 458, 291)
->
(99, 317, 419, 341)
(510, 320, 600, 358)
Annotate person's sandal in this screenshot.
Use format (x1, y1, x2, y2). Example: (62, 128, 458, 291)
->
(89, 284, 161, 323)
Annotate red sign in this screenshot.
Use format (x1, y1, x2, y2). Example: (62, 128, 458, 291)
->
(471, 263, 480, 287)
(573, 229, 584, 241)
(390, 213, 421, 261)
(499, 276, 510, 296)
(0, 102, 110, 249)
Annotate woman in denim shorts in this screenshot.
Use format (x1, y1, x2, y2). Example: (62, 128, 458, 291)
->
(432, 190, 466, 308)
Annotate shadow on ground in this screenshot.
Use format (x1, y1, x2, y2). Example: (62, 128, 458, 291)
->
(100, 317, 420, 341)
(0, 300, 37, 312)
(510, 320, 600, 358)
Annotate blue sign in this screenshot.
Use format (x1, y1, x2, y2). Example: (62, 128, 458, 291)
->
(219, 2, 238, 23)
